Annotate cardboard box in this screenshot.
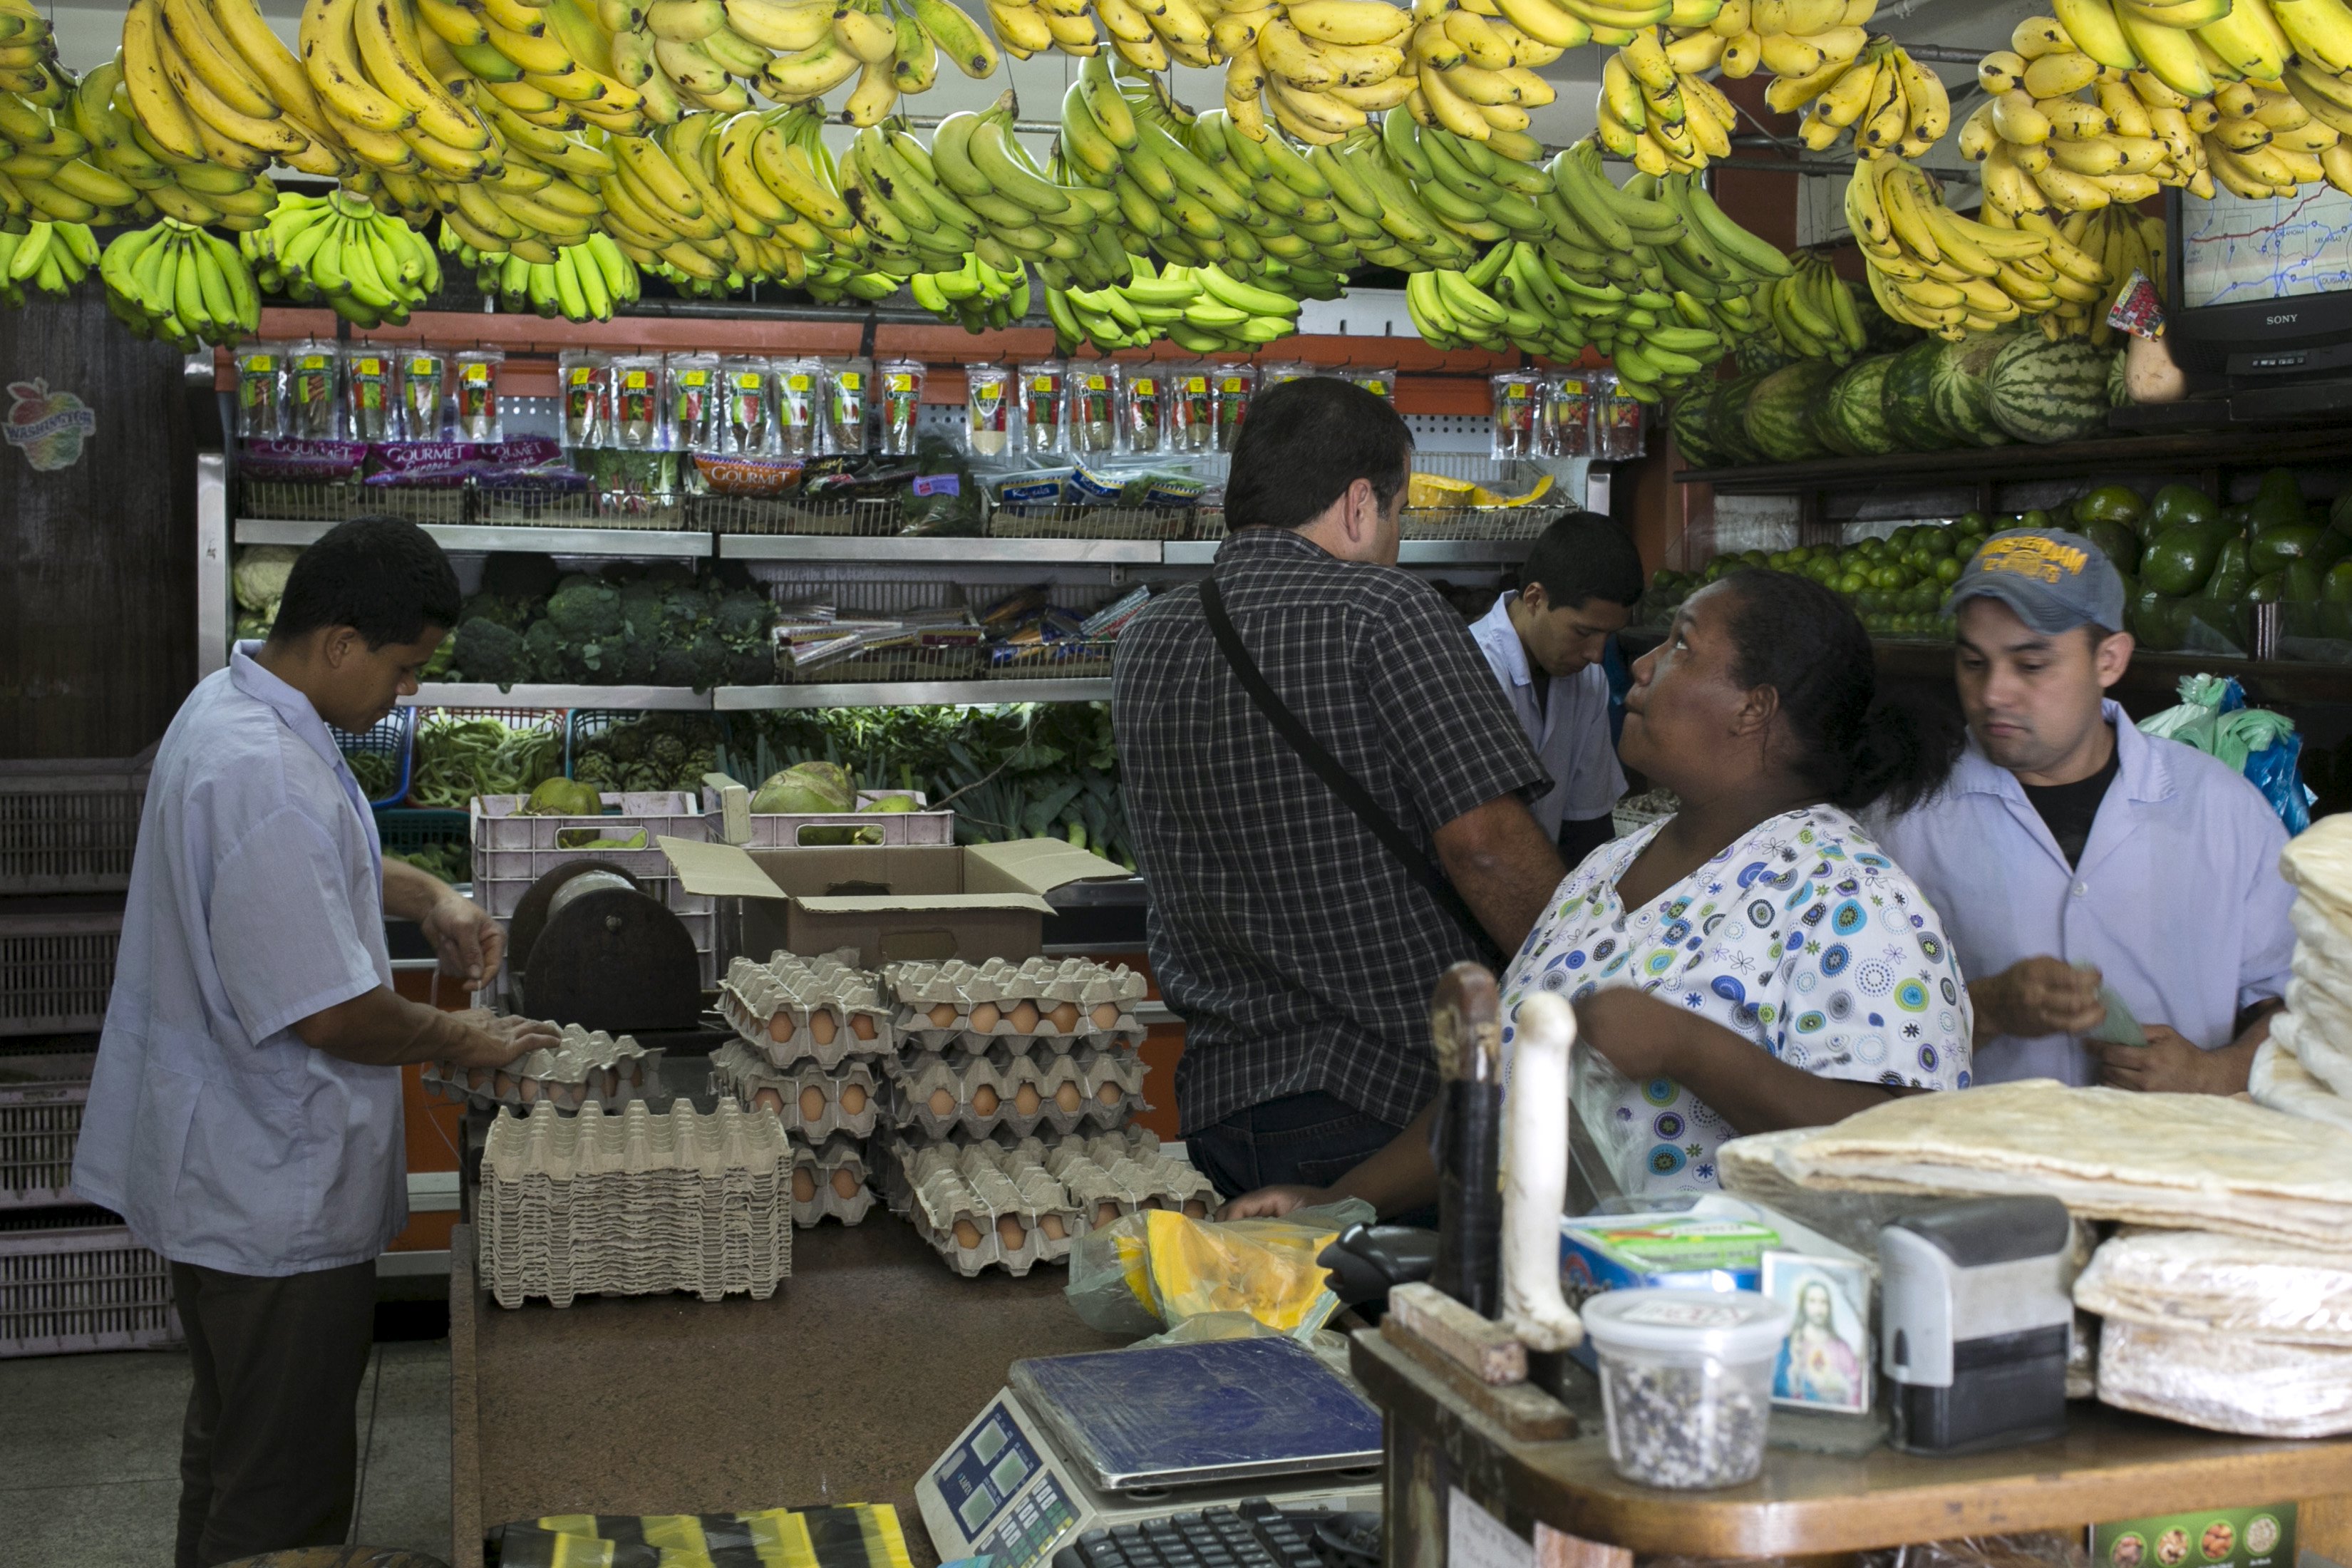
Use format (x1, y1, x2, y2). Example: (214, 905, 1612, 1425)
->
(659, 837, 1129, 969)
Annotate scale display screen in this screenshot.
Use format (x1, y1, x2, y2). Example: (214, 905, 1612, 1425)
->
(935, 1402, 1046, 1541)
(2181, 185, 2352, 309)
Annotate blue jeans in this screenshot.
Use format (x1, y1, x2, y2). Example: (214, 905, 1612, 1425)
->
(1188, 1091, 1436, 1227)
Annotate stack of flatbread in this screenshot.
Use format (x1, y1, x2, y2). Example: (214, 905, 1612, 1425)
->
(2252, 815, 2352, 1132)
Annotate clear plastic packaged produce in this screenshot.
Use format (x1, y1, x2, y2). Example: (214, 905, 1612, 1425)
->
(453, 349, 502, 441)
(965, 363, 1010, 458)
(610, 354, 665, 450)
(398, 349, 446, 441)
(878, 358, 925, 456)
(1545, 370, 1595, 458)
(341, 343, 396, 443)
(559, 349, 609, 448)
(1598, 371, 1646, 459)
(667, 353, 722, 453)
(825, 359, 869, 453)
(1257, 361, 1311, 391)
(1348, 367, 1396, 404)
(233, 344, 287, 440)
(1213, 362, 1257, 453)
(1121, 365, 1165, 454)
(1582, 1288, 1791, 1490)
(1070, 362, 1117, 458)
(287, 340, 340, 440)
(1173, 364, 1214, 453)
(1021, 360, 1066, 456)
(1491, 371, 1540, 460)
(775, 358, 822, 457)
(720, 358, 773, 456)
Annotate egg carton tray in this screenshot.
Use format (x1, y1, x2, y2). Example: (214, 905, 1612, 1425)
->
(882, 1129, 1215, 1277)
(718, 951, 896, 1070)
(882, 956, 1150, 1018)
(789, 1136, 877, 1227)
(708, 1041, 881, 1143)
(892, 1011, 1145, 1052)
(424, 1026, 663, 1114)
(886, 1043, 1147, 1141)
(478, 1099, 793, 1309)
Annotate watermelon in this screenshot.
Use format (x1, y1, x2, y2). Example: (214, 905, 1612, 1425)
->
(1987, 335, 2113, 443)
(1815, 354, 1899, 456)
(1707, 371, 1771, 466)
(1928, 331, 2021, 448)
(1880, 339, 1959, 452)
(1745, 359, 1843, 463)
(1670, 385, 1723, 467)
(2108, 346, 2130, 408)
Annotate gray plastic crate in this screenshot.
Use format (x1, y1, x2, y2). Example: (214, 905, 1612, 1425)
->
(0, 755, 152, 894)
(0, 909, 122, 1037)
(1, 1062, 91, 1211)
(0, 1209, 179, 1358)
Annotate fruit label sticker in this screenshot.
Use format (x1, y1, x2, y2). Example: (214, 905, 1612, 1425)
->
(4, 379, 96, 472)
(2095, 1504, 2294, 1568)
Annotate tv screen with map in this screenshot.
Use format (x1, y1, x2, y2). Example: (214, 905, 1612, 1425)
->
(2170, 186, 2352, 371)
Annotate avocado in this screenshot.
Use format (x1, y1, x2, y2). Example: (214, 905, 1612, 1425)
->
(2132, 589, 2187, 651)
(2205, 535, 2252, 602)
(2247, 572, 2286, 604)
(2072, 484, 2147, 531)
(2326, 560, 2352, 604)
(2081, 518, 2140, 575)
(2148, 483, 2220, 533)
(2286, 560, 2326, 602)
(2251, 520, 2328, 577)
(2249, 468, 2306, 533)
(2141, 521, 2236, 597)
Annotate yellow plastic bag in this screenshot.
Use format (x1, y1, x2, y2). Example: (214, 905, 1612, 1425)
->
(1065, 1201, 1373, 1340)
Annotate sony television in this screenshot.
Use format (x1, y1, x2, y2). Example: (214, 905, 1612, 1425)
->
(2167, 182, 2352, 381)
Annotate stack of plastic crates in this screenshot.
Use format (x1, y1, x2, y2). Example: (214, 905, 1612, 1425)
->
(469, 789, 719, 984)
(1, 753, 150, 895)
(0, 1206, 179, 1358)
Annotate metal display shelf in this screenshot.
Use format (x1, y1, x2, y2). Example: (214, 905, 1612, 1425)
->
(404, 684, 714, 710)
(713, 679, 1112, 709)
(714, 535, 1162, 564)
(1164, 540, 1537, 566)
(237, 519, 712, 558)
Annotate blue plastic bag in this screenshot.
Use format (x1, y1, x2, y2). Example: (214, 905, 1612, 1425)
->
(2140, 675, 2314, 835)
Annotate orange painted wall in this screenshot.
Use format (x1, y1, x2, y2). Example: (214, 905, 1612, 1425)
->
(388, 966, 470, 1252)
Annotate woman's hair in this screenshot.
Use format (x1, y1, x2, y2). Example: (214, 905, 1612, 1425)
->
(1718, 569, 1961, 813)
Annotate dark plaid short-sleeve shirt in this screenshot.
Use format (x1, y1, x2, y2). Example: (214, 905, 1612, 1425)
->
(1113, 527, 1549, 1133)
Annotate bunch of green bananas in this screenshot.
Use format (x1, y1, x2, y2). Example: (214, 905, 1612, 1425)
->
(803, 259, 902, 301)
(1765, 249, 1868, 360)
(454, 228, 640, 319)
(100, 215, 259, 348)
(1046, 254, 1309, 353)
(239, 187, 442, 326)
(902, 91, 1126, 289)
(1384, 109, 1555, 251)
(0, 219, 96, 303)
(908, 249, 1031, 330)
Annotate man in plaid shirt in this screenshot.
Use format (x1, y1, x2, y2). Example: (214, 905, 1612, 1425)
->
(1113, 377, 1567, 1218)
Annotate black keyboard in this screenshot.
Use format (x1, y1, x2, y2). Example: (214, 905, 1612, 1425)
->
(1053, 1500, 1344, 1568)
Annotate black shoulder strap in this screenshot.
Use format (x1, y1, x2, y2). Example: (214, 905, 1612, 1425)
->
(1199, 574, 1492, 955)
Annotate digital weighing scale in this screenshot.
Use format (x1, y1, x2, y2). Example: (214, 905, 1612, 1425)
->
(917, 1337, 1385, 1568)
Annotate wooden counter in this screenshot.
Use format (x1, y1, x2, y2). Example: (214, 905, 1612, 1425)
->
(446, 1219, 1127, 1568)
(1353, 1328, 2352, 1565)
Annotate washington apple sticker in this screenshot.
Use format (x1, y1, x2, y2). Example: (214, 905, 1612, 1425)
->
(4, 378, 96, 471)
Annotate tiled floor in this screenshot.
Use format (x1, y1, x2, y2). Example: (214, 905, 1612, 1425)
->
(0, 1336, 453, 1567)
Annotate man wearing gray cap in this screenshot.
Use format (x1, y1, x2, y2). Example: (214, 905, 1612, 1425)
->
(1874, 527, 2293, 1093)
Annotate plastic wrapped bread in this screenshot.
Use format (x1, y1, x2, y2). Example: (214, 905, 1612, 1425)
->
(478, 1098, 790, 1309)
(425, 1023, 662, 1114)
(709, 1041, 880, 1142)
(2077, 1228, 2352, 1345)
(719, 951, 894, 1070)
(883, 956, 1148, 1043)
(887, 1042, 1147, 1139)
(788, 1137, 876, 1227)
(2098, 1319, 2352, 1437)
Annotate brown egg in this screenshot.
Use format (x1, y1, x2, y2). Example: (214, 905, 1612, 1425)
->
(954, 1219, 983, 1249)
(604, 1068, 621, 1098)
(1041, 1214, 1067, 1240)
(1090, 1002, 1121, 1030)
(793, 1168, 817, 1203)
(1183, 1200, 1209, 1218)
(1048, 1001, 1080, 1033)
(769, 1014, 795, 1043)
(798, 1085, 827, 1123)
(1097, 1082, 1122, 1105)
(810, 1009, 837, 1046)
(929, 1088, 956, 1118)
(929, 1002, 959, 1028)
(996, 1213, 1026, 1249)
(518, 1078, 542, 1103)
(831, 1167, 862, 1200)
(1096, 1201, 1122, 1228)
(753, 1088, 785, 1115)
(1013, 1083, 1041, 1116)
(1055, 1083, 1083, 1113)
(970, 1002, 1001, 1032)
(972, 1085, 1000, 1116)
(850, 1013, 877, 1040)
(840, 1082, 867, 1114)
(1008, 1001, 1041, 1033)
(494, 1073, 516, 1099)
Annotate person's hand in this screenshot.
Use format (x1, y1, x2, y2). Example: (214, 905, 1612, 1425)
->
(419, 889, 505, 991)
(2095, 1025, 2246, 1095)
(445, 1011, 562, 1069)
(1215, 1185, 1328, 1222)
(1979, 957, 2106, 1038)
(1573, 986, 1683, 1080)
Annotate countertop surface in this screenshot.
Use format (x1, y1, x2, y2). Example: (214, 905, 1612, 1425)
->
(452, 1217, 1128, 1567)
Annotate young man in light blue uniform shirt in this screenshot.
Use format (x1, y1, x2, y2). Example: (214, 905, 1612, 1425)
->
(1875, 527, 2293, 1095)
(1468, 512, 1645, 870)
(73, 518, 558, 1568)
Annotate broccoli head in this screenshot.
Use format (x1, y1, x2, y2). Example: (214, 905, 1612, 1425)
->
(608, 626, 659, 685)
(524, 619, 572, 683)
(726, 642, 775, 686)
(713, 589, 775, 651)
(655, 585, 713, 644)
(547, 579, 624, 640)
(451, 617, 530, 688)
(651, 629, 729, 691)
(460, 590, 537, 631)
(617, 579, 666, 638)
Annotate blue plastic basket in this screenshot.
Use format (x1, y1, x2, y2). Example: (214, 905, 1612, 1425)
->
(334, 708, 414, 808)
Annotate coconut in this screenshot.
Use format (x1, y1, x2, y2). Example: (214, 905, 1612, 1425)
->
(751, 760, 855, 815)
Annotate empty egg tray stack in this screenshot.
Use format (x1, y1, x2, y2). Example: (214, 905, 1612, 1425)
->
(882, 958, 1152, 1140)
(478, 1098, 792, 1309)
(885, 1128, 1219, 1278)
(424, 1023, 664, 1114)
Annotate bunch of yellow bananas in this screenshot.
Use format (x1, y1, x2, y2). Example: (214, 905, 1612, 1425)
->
(1962, 17, 2207, 210)
(1847, 153, 2108, 339)
(1688, 0, 1872, 82)
(0, 57, 158, 230)
(731, 0, 999, 127)
(1408, 0, 1561, 145)
(1597, 24, 1739, 169)
(100, 216, 259, 346)
(1233, 0, 1415, 144)
(439, 102, 614, 262)
(2200, 76, 2346, 196)
(1768, 33, 1949, 153)
(2023, 0, 2352, 113)
(2075, 204, 2164, 344)
(400, 0, 650, 136)
(599, 109, 839, 290)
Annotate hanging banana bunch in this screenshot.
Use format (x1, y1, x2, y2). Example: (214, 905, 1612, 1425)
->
(2202, 77, 2343, 196)
(0, 58, 164, 230)
(1767, 33, 1949, 154)
(2078, 203, 2164, 343)
(239, 186, 443, 325)
(0, 220, 98, 304)
(1847, 153, 2114, 339)
(1408, 3, 1561, 146)
(101, 215, 261, 344)
(1242, 0, 1415, 145)
(1046, 253, 1309, 353)
(1596, 24, 1740, 170)
(452, 226, 641, 319)
(908, 249, 1029, 330)
(1961, 16, 2204, 210)
(1696, 0, 1873, 82)
(1763, 248, 1868, 360)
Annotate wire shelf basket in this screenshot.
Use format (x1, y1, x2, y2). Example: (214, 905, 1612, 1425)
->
(1400, 506, 1563, 541)
(468, 484, 600, 527)
(238, 478, 361, 522)
(987, 637, 1119, 680)
(403, 709, 568, 811)
(363, 485, 465, 525)
(696, 493, 909, 536)
(332, 708, 414, 808)
(989, 505, 1194, 541)
(780, 641, 984, 685)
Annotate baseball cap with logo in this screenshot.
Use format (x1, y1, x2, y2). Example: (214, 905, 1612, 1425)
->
(1946, 527, 2127, 634)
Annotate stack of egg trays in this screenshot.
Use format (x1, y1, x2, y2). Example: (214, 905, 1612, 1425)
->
(887, 1038, 1147, 1140)
(788, 1136, 877, 1227)
(708, 1041, 880, 1143)
(1042, 1128, 1218, 1228)
(478, 1098, 791, 1309)
(882, 1128, 1219, 1277)
(882, 956, 1151, 1047)
(424, 1023, 663, 1114)
(718, 950, 896, 1070)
